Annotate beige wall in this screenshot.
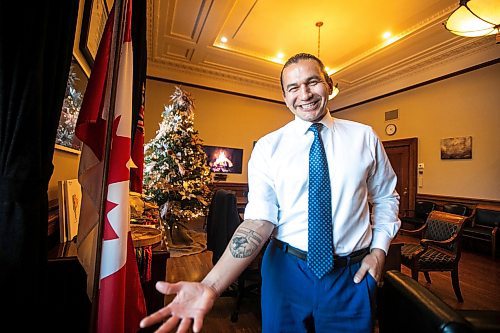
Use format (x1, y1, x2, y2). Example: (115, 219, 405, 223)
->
(50, 64, 500, 201)
(334, 63, 500, 201)
(144, 79, 293, 183)
(49, 149, 81, 200)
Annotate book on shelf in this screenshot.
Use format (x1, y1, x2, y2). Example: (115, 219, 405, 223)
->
(57, 181, 67, 243)
(58, 179, 82, 243)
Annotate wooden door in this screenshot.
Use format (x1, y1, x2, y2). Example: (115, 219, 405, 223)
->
(383, 138, 418, 215)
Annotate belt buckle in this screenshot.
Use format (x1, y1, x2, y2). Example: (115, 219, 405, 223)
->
(334, 256, 348, 267)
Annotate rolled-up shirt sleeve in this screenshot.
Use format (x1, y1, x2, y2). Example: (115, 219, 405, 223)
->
(244, 139, 279, 225)
(367, 132, 401, 254)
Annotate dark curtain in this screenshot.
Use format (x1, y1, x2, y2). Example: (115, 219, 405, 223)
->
(0, 1, 78, 326)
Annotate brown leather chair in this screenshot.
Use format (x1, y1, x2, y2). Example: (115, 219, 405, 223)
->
(400, 211, 467, 302)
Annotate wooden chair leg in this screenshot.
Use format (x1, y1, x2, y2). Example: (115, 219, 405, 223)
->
(451, 269, 464, 303)
(492, 233, 496, 259)
(411, 269, 419, 281)
(424, 272, 431, 284)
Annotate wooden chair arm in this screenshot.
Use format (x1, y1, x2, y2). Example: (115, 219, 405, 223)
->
(468, 206, 477, 222)
(399, 224, 427, 236)
(421, 233, 458, 248)
(463, 213, 475, 227)
(420, 238, 456, 258)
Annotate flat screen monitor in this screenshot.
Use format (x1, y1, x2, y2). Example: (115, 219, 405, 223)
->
(203, 145, 243, 174)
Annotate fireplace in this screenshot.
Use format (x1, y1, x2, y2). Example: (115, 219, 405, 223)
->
(203, 145, 243, 174)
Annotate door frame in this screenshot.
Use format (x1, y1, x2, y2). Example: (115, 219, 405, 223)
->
(382, 137, 418, 212)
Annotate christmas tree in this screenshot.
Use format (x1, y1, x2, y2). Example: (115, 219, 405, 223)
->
(143, 86, 212, 229)
(56, 63, 84, 150)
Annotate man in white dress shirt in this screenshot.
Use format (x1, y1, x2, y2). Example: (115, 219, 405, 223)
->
(140, 53, 400, 333)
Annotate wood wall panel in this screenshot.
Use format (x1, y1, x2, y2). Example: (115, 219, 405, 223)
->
(417, 193, 500, 211)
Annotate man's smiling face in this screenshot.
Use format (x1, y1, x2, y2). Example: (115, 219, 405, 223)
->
(282, 59, 332, 123)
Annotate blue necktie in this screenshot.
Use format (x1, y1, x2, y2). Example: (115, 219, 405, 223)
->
(307, 123, 334, 279)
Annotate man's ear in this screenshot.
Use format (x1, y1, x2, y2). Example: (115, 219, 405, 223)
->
(326, 75, 334, 93)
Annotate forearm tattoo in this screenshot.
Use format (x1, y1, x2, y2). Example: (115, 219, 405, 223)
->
(230, 227, 263, 258)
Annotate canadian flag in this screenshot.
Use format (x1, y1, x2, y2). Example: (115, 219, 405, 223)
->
(75, 0, 146, 332)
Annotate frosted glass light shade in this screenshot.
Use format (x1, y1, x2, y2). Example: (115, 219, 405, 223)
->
(328, 83, 339, 100)
(444, 0, 499, 37)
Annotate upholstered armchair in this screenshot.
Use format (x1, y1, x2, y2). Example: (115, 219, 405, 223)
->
(462, 205, 500, 259)
(379, 270, 500, 333)
(400, 200, 436, 230)
(442, 203, 470, 217)
(400, 211, 467, 302)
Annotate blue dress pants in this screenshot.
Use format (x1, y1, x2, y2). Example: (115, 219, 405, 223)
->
(261, 240, 377, 333)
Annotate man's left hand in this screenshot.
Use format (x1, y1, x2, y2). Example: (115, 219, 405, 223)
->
(353, 248, 386, 285)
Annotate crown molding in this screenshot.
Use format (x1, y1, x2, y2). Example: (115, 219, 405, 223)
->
(331, 38, 499, 110)
(146, 0, 155, 58)
(333, 4, 457, 75)
(342, 36, 496, 91)
(147, 57, 282, 100)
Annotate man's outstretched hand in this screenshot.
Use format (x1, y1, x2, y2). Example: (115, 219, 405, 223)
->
(140, 281, 218, 333)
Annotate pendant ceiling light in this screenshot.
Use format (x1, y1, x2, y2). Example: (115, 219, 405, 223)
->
(444, 0, 500, 40)
(316, 21, 340, 100)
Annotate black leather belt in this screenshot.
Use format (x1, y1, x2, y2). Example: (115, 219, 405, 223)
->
(272, 238, 369, 267)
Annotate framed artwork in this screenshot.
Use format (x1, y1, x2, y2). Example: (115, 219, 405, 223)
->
(441, 136, 472, 159)
(55, 56, 89, 154)
(79, 0, 110, 68)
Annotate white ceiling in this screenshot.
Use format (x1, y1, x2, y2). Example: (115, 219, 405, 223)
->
(146, 0, 500, 110)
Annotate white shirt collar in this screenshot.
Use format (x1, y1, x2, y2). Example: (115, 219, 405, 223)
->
(293, 111, 334, 135)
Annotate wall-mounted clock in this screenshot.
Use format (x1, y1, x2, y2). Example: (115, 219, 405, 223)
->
(385, 123, 397, 136)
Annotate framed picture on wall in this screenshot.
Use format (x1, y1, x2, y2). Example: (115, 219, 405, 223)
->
(440, 136, 472, 160)
(55, 56, 89, 154)
(79, 0, 111, 68)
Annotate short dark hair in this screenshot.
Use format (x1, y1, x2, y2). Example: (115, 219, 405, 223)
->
(280, 53, 333, 94)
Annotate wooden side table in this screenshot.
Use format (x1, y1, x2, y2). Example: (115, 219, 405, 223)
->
(47, 229, 170, 323)
(384, 241, 403, 273)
